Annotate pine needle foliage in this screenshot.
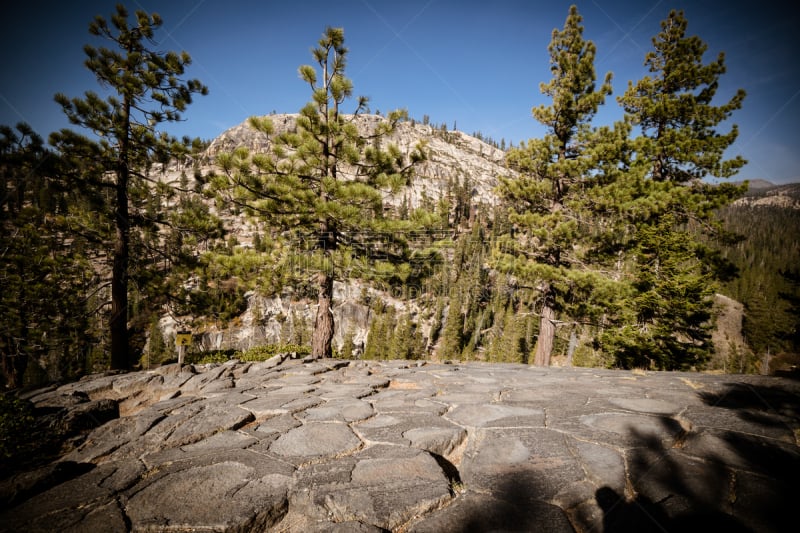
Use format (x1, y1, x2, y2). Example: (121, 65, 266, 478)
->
(603, 9, 748, 369)
(494, 5, 614, 366)
(216, 27, 425, 358)
(49, 5, 208, 369)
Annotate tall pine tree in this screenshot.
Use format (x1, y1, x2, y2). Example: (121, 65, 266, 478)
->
(50, 5, 207, 369)
(608, 9, 747, 369)
(495, 5, 612, 366)
(216, 27, 424, 358)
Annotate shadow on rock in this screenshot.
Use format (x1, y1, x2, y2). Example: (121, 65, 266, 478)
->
(596, 485, 752, 533)
(698, 381, 800, 423)
(606, 401, 799, 533)
(414, 470, 575, 532)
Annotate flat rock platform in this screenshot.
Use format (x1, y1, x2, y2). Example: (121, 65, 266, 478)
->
(1, 358, 798, 532)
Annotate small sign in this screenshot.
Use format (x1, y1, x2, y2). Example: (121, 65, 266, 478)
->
(175, 331, 192, 346)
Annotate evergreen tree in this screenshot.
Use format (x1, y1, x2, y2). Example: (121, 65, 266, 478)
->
(388, 313, 415, 360)
(216, 27, 424, 358)
(339, 327, 356, 359)
(618, 10, 745, 185)
(364, 304, 395, 360)
(144, 315, 173, 367)
(495, 5, 612, 366)
(718, 204, 800, 357)
(0, 124, 96, 387)
(607, 9, 747, 369)
(50, 5, 207, 369)
(439, 286, 465, 359)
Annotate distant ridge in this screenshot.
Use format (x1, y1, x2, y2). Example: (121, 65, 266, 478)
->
(731, 180, 800, 208)
(743, 179, 776, 190)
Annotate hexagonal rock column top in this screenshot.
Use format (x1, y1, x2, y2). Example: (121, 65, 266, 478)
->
(125, 452, 295, 531)
(268, 421, 363, 463)
(284, 445, 454, 532)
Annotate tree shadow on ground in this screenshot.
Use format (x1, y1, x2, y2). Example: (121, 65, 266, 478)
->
(441, 380, 800, 532)
(697, 380, 800, 422)
(595, 379, 800, 532)
(444, 471, 575, 532)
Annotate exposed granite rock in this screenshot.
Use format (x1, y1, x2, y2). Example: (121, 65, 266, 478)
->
(2, 360, 799, 532)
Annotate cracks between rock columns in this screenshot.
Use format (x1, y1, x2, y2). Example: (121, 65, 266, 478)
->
(115, 495, 133, 531)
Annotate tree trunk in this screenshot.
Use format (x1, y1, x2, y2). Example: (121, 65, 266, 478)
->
(110, 175, 130, 370)
(566, 327, 578, 367)
(533, 303, 555, 367)
(110, 99, 131, 370)
(311, 270, 334, 359)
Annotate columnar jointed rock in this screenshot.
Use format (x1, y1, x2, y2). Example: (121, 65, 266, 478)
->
(2, 360, 799, 532)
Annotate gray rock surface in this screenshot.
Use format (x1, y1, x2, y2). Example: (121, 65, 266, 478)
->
(2, 360, 798, 532)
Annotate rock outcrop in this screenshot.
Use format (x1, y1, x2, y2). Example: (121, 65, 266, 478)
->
(2, 359, 798, 532)
(205, 113, 509, 212)
(732, 182, 800, 209)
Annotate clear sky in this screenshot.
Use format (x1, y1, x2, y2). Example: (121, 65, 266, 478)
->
(1, 1, 798, 184)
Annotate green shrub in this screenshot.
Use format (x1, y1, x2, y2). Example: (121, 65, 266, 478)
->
(185, 349, 237, 365)
(185, 344, 311, 365)
(0, 394, 35, 462)
(238, 344, 310, 361)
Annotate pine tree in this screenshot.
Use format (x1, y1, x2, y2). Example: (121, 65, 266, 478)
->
(364, 304, 395, 359)
(50, 5, 207, 369)
(216, 27, 424, 358)
(388, 313, 414, 360)
(0, 124, 96, 387)
(439, 286, 465, 359)
(607, 9, 747, 369)
(339, 327, 356, 359)
(618, 10, 745, 185)
(495, 5, 612, 366)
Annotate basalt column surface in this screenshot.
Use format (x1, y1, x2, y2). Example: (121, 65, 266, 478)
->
(2, 358, 798, 532)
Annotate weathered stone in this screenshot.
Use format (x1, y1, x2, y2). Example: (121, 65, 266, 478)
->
(294, 446, 452, 531)
(58, 398, 119, 435)
(608, 397, 682, 415)
(460, 428, 585, 501)
(404, 426, 468, 459)
(269, 422, 362, 462)
(161, 400, 255, 447)
(571, 440, 626, 493)
(446, 402, 545, 428)
(355, 412, 461, 448)
(252, 412, 303, 437)
(0, 460, 94, 508)
(298, 398, 374, 423)
(409, 491, 575, 533)
(576, 412, 685, 446)
(0, 460, 144, 533)
(3, 361, 799, 533)
(126, 452, 294, 531)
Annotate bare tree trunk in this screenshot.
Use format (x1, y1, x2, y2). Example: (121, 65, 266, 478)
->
(533, 304, 555, 367)
(311, 270, 334, 359)
(110, 177, 130, 370)
(110, 98, 131, 371)
(566, 327, 578, 367)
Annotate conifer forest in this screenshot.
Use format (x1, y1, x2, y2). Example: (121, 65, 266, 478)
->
(2, 4, 798, 390)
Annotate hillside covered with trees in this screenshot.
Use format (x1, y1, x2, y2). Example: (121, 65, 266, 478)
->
(2, 4, 795, 389)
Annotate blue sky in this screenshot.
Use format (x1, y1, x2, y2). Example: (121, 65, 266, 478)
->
(1, 1, 798, 184)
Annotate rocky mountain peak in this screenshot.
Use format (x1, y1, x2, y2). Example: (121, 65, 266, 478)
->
(204, 113, 512, 211)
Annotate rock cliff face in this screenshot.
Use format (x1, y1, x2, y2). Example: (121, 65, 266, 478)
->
(205, 114, 509, 212)
(160, 281, 397, 356)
